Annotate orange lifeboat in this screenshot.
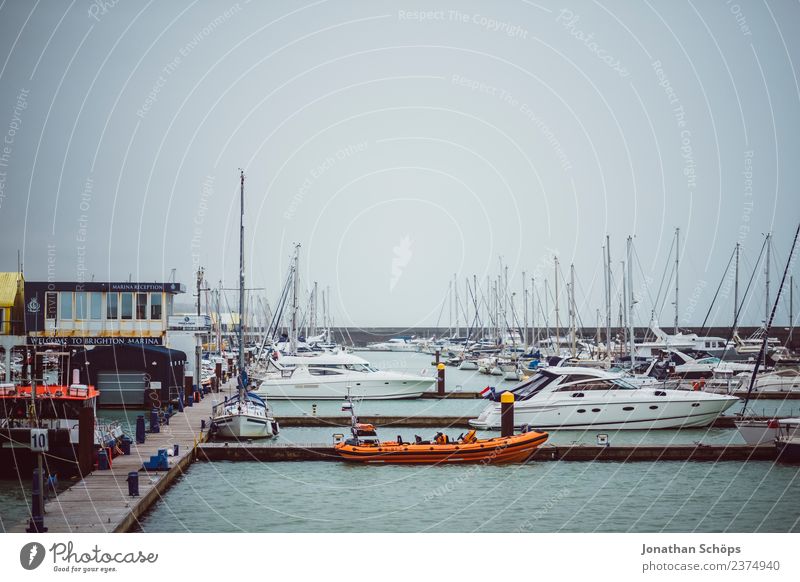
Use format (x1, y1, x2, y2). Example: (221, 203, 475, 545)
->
(334, 428, 549, 464)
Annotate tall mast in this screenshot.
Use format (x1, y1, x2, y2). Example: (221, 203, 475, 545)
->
(765, 232, 771, 325)
(674, 227, 680, 334)
(290, 244, 300, 354)
(522, 270, 527, 346)
(543, 277, 550, 342)
(454, 274, 460, 337)
(554, 256, 560, 347)
(238, 170, 245, 376)
(569, 263, 576, 357)
(605, 236, 612, 356)
(531, 276, 536, 346)
(627, 236, 636, 365)
(734, 242, 740, 329)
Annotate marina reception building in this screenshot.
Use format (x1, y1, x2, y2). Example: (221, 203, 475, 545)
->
(20, 281, 202, 408)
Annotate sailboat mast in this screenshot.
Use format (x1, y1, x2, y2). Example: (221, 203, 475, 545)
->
(734, 242, 740, 329)
(290, 244, 300, 354)
(570, 263, 576, 357)
(605, 236, 612, 356)
(238, 170, 246, 375)
(765, 232, 771, 325)
(627, 236, 636, 366)
(554, 257, 560, 349)
(674, 227, 680, 334)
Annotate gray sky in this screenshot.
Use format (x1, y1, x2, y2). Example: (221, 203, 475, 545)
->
(0, 0, 798, 328)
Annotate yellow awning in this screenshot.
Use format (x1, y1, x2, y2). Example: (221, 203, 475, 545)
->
(0, 272, 23, 308)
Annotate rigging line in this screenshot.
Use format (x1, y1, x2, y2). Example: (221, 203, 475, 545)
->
(716, 236, 768, 362)
(651, 238, 675, 323)
(698, 245, 737, 333)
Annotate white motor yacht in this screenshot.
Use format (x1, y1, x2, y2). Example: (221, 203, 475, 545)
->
(469, 366, 738, 430)
(255, 352, 434, 400)
(365, 337, 421, 352)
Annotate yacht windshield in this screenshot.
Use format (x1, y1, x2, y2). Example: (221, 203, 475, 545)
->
(511, 373, 555, 400)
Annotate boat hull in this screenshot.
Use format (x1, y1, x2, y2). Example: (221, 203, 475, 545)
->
(212, 413, 276, 439)
(256, 377, 433, 400)
(470, 395, 738, 430)
(334, 431, 548, 464)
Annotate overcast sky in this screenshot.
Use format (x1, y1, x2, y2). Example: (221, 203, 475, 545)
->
(0, 1, 798, 329)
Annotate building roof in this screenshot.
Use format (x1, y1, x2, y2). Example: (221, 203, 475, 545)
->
(0, 272, 23, 307)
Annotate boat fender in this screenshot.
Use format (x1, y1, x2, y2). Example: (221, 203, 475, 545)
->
(272, 421, 280, 435)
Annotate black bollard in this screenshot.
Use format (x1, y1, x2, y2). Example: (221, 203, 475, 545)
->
(26, 468, 47, 532)
(500, 391, 515, 437)
(435, 350, 440, 365)
(135, 415, 146, 443)
(437, 363, 445, 396)
(149, 408, 160, 433)
(126, 471, 139, 497)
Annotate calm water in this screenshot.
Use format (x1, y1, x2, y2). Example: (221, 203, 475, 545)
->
(139, 460, 800, 533)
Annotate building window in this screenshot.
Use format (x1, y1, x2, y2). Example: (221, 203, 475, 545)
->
(107, 293, 118, 319)
(89, 292, 102, 319)
(136, 293, 148, 319)
(121, 293, 133, 320)
(75, 292, 88, 319)
(45, 292, 57, 319)
(150, 293, 162, 320)
(60, 292, 73, 320)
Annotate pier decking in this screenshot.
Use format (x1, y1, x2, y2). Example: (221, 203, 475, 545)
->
(275, 414, 780, 429)
(197, 442, 779, 463)
(9, 381, 232, 533)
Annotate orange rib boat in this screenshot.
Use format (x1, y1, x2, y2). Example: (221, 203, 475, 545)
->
(334, 422, 549, 464)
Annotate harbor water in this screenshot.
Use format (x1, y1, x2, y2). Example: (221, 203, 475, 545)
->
(137, 351, 799, 533)
(138, 460, 799, 533)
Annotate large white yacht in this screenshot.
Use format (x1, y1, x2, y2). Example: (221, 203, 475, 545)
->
(254, 352, 434, 400)
(469, 367, 738, 430)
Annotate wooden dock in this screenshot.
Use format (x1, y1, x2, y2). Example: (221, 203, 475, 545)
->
(275, 414, 780, 429)
(197, 442, 779, 463)
(9, 381, 233, 533)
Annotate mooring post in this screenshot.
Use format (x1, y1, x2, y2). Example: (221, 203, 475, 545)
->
(437, 363, 445, 396)
(501, 391, 515, 437)
(184, 375, 193, 407)
(435, 350, 440, 365)
(26, 466, 47, 532)
(150, 408, 160, 433)
(215, 362, 222, 383)
(78, 406, 95, 475)
(135, 415, 146, 444)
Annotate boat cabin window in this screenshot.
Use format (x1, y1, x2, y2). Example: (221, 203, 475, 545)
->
(308, 368, 343, 376)
(60, 292, 73, 320)
(90, 292, 102, 320)
(107, 293, 118, 319)
(121, 293, 133, 320)
(511, 374, 556, 400)
(135, 293, 148, 319)
(556, 379, 636, 392)
(150, 293, 162, 320)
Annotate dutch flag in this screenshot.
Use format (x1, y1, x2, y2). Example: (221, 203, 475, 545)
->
(480, 386, 495, 399)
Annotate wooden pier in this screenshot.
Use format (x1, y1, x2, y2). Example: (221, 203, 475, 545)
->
(275, 414, 780, 429)
(9, 381, 233, 533)
(197, 442, 779, 463)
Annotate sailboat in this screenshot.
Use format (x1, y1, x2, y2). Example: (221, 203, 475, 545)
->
(211, 170, 277, 440)
(735, 226, 800, 446)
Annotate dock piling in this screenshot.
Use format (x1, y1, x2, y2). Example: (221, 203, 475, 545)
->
(500, 392, 515, 437)
(437, 363, 445, 396)
(25, 467, 47, 533)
